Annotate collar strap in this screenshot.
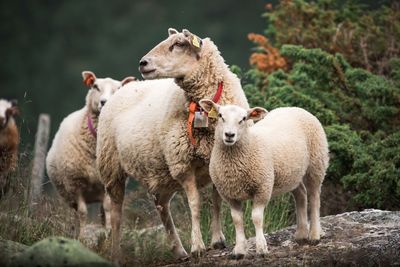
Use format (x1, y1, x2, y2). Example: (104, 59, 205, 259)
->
(87, 115, 97, 138)
(187, 81, 223, 146)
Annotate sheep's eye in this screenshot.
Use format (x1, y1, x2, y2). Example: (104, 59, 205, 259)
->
(174, 42, 185, 47)
(93, 84, 100, 91)
(239, 116, 246, 124)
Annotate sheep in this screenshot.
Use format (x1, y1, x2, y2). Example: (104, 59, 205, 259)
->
(0, 99, 19, 197)
(198, 99, 329, 259)
(46, 71, 135, 237)
(96, 28, 249, 260)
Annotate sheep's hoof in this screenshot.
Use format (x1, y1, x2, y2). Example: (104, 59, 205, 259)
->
(212, 241, 227, 250)
(191, 249, 205, 258)
(228, 253, 244, 260)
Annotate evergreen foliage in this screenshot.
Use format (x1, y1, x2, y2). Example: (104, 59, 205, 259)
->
(237, 44, 400, 209)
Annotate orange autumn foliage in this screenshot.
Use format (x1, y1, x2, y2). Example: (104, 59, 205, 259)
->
(248, 33, 287, 74)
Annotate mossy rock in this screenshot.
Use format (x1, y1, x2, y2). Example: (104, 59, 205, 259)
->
(0, 237, 28, 267)
(9, 236, 114, 267)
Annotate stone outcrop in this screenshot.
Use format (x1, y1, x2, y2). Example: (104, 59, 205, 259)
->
(163, 209, 400, 267)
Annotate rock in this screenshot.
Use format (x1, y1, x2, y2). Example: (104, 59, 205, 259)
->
(161, 209, 400, 267)
(0, 237, 28, 266)
(9, 236, 115, 267)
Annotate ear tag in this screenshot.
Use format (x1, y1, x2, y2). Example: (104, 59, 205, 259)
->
(192, 36, 201, 48)
(194, 111, 208, 128)
(207, 107, 218, 119)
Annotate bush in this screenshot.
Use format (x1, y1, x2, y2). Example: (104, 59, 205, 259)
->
(238, 43, 400, 209)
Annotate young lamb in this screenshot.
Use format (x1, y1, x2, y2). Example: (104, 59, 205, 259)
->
(96, 28, 249, 260)
(0, 99, 19, 197)
(46, 71, 135, 237)
(199, 99, 329, 258)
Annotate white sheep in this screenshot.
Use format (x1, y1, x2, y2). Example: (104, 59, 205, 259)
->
(46, 71, 135, 237)
(0, 99, 19, 197)
(199, 99, 329, 258)
(96, 28, 249, 260)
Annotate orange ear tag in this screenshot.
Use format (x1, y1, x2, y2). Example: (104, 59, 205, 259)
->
(84, 77, 94, 87)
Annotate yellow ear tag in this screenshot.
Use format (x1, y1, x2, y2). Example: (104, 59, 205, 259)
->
(192, 36, 201, 48)
(207, 107, 218, 119)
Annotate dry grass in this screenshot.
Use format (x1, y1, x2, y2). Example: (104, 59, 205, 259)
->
(0, 152, 294, 266)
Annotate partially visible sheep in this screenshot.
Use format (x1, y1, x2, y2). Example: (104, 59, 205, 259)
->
(97, 28, 249, 260)
(0, 99, 19, 197)
(46, 71, 135, 237)
(199, 99, 329, 258)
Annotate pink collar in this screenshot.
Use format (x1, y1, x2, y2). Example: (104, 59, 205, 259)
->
(87, 115, 97, 138)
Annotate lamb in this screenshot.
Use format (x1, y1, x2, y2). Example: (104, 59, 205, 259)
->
(96, 28, 249, 260)
(0, 99, 19, 197)
(46, 71, 135, 237)
(198, 99, 329, 258)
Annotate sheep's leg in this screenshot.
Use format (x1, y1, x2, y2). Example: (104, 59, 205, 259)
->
(292, 182, 309, 241)
(252, 200, 268, 255)
(306, 177, 322, 242)
(101, 193, 112, 231)
(154, 191, 188, 259)
(106, 178, 126, 262)
(77, 194, 88, 238)
(180, 173, 206, 257)
(210, 185, 226, 249)
(228, 199, 246, 259)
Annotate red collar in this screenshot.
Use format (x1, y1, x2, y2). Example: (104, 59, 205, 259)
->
(187, 81, 223, 146)
(87, 115, 97, 138)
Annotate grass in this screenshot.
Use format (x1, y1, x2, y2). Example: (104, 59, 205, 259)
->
(0, 152, 294, 266)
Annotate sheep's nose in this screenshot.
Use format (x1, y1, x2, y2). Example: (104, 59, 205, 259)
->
(139, 58, 148, 67)
(225, 132, 235, 138)
(100, 100, 107, 106)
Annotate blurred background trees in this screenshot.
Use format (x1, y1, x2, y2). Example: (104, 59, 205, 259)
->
(0, 0, 272, 146)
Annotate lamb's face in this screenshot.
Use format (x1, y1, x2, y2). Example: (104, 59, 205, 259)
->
(0, 99, 18, 129)
(216, 105, 249, 146)
(82, 71, 136, 114)
(199, 99, 268, 146)
(139, 28, 203, 80)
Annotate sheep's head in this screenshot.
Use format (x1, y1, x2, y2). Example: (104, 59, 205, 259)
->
(139, 28, 203, 80)
(199, 99, 267, 146)
(82, 71, 136, 114)
(0, 99, 19, 129)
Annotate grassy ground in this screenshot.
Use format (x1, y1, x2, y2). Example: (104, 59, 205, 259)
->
(0, 153, 294, 266)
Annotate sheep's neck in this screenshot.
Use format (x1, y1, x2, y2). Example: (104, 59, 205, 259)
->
(84, 110, 99, 140)
(176, 41, 228, 103)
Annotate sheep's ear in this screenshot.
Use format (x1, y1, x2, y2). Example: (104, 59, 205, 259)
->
(247, 107, 268, 121)
(199, 99, 219, 113)
(6, 106, 19, 117)
(10, 99, 18, 107)
(121, 76, 137, 86)
(182, 29, 203, 50)
(82, 71, 96, 87)
(168, 28, 178, 36)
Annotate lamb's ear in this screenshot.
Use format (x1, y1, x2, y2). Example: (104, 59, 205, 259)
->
(247, 107, 268, 121)
(168, 28, 178, 36)
(182, 29, 203, 50)
(121, 76, 137, 86)
(82, 71, 96, 87)
(199, 99, 219, 113)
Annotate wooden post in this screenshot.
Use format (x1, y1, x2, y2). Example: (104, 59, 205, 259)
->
(29, 114, 50, 212)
